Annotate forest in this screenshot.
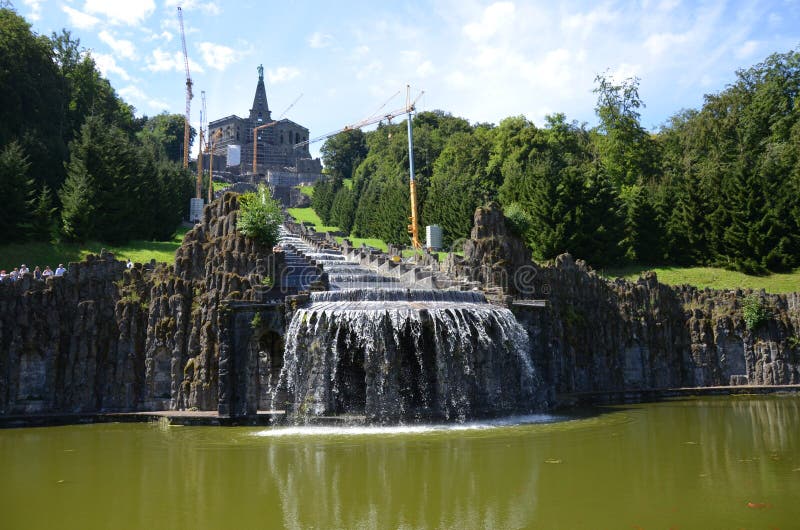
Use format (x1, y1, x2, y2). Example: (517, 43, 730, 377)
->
(0, 8, 195, 245)
(312, 48, 800, 274)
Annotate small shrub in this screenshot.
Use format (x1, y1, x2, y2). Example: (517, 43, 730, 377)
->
(237, 184, 283, 246)
(504, 202, 532, 237)
(251, 312, 262, 329)
(742, 294, 770, 331)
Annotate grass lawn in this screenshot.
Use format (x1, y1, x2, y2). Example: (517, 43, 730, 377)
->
(603, 264, 800, 294)
(0, 227, 189, 271)
(286, 207, 339, 232)
(287, 207, 456, 260)
(213, 181, 232, 192)
(297, 185, 314, 197)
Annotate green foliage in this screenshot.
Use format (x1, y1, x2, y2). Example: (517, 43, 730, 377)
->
(29, 184, 57, 240)
(137, 112, 196, 163)
(251, 312, 262, 330)
(742, 294, 770, 331)
(504, 202, 532, 237)
(311, 178, 337, 225)
(593, 73, 659, 187)
(321, 129, 367, 181)
(329, 185, 356, 234)
(0, 141, 34, 243)
(423, 128, 497, 245)
(237, 185, 283, 246)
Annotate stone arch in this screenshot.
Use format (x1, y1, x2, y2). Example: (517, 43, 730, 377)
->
(255, 330, 285, 410)
(149, 346, 172, 400)
(17, 350, 46, 401)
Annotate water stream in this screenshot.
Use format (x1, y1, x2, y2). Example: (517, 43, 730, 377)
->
(276, 228, 541, 423)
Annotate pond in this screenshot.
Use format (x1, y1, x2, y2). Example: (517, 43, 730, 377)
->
(1, 396, 798, 529)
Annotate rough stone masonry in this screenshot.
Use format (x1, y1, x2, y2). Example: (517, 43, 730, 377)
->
(0, 195, 798, 416)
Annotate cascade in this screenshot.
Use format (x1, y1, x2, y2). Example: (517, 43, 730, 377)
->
(274, 227, 541, 423)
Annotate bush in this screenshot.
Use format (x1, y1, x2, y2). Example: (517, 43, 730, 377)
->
(504, 202, 532, 237)
(236, 185, 283, 246)
(742, 294, 770, 331)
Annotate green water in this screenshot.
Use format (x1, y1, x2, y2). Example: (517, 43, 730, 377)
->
(1, 396, 799, 529)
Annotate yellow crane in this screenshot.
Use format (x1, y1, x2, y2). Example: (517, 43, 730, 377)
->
(177, 6, 192, 170)
(251, 93, 304, 175)
(294, 86, 424, 249)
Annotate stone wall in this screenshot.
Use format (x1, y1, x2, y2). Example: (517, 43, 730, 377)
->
(0, 193, 282, 415)
(447, 204, 800, 398)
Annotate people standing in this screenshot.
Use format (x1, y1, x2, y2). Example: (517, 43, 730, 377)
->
(55, 264, 66, 277)
(33, 266, 42, 280)
(42, 266, 53, 278)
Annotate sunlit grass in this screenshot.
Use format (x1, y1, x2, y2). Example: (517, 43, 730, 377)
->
(0, 227, 189, 270)
(602, 264, 800, 294)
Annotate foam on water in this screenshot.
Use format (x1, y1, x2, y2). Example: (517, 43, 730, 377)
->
(253, 414, 562, 437)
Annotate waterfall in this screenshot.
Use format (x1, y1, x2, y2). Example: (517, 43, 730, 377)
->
(274, 228, 541, 423)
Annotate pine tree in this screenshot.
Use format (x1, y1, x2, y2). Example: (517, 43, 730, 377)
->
(29, 184, 57, 241)
(0, 141, 34, 243)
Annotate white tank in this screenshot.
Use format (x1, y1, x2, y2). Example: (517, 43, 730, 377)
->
(426, 225, 443, 250)
(189, 198, 205, 223)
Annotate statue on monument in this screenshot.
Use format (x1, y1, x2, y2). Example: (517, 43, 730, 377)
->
(257, 64, 264, 80)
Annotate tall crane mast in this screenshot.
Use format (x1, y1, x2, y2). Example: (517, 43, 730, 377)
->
(196, 91, 207, 199)
(294, 87, 424, 249)
(177, 6, 193, 169)
(251, 93, 304, 175)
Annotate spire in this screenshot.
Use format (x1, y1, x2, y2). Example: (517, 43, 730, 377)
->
(250, 64, 271, 123)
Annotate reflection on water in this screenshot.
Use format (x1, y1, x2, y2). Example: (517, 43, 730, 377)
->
(1, 396, 799, 529)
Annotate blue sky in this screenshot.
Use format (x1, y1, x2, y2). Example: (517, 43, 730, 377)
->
(17, 0, 800, 158)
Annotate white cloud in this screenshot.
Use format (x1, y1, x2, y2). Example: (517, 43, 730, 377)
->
(355, 60, 382, 81)
(83, 0, 156, 26)
(561, 5, 619, 37)
(267, 66, 301, 84)
(118, 85, 147, 101)
(92, 53, 131, 80)
(119, 86, 170, 113)
(644, 31, 692, 56)
(463, 2, 515, 42)
(146, 48, 204, 73)
(62, 6, 101, 29)
(164, 0, 221, 15)
(98, 31, 137, 60)
(417, 60, 435, 78)
(352, 45, 370, 59)
(735, 39, 760, 59)
(145, 30, 174, 43)
(22, 0, 42, 21)
(309, 32, 333, 49)
(198, 42, 238, 71)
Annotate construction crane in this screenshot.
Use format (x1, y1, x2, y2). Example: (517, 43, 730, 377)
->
(206, 129, 223, 203)
(177, 6, 192, 169)
(251, 93, 304, 175)
(195, 90, 207, 199)
(294, 86, 425, 249)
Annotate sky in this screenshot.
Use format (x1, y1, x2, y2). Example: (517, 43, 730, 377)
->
(16, 0, 800, 159)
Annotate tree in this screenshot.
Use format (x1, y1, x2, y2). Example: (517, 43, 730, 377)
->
(423, 128, 496, 245)
(60, 116, 140, 243)
(237, 184, 283, 246)
(0, 141, 34, 243)
(0, 9, 64, 190)
(320, 129, 367, 181)
(29, 184, 57, 241)
(329, 186, 356, 234)
(138, 113, 195, 163)
(593, 73, 659, 187)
